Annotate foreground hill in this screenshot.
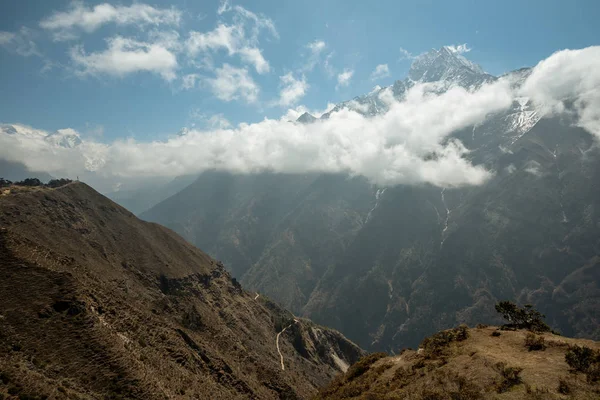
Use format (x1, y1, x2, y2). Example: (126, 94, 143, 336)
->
(0, 183, 363, 399)
(317, 326, 600, 399)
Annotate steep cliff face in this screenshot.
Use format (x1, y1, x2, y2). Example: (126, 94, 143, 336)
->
(0, 183, 363, 399)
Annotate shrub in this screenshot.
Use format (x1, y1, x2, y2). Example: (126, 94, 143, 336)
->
(494, 301, 550, 332)
(345, 352, 388, 381)
(0, 178, 12, 188)
(587, 363, 600, 383)
(524, 332, 546, 351)
(565, 345, 599, 373)
(495, 362, 523, 393)
(557, 379, 570, 394)
(476, 323, 488, 329)
(525, 384, 551, 399)
(491, 331, 501, 337)
(420, 325, 469, 358)
(46, 178, 72, 188)
(14, 178, 43, 187)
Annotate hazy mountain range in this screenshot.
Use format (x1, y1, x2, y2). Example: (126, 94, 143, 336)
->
(141, 47, 600, 351)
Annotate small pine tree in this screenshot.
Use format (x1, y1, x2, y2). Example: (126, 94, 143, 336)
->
(495, 301, 550, 332)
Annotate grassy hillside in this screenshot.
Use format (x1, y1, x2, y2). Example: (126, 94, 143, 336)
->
(316, 325, 600, 399)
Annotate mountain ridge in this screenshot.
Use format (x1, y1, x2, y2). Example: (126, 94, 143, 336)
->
(0, 182, 364, 399)
(141, 47, 600, 354)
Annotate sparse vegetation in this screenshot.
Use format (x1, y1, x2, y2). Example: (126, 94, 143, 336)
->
(494, 362, 523, 393)
(345, 353, 387, 381)
(495, 301, 550, 332)
(557, 378, 571, 394)
(46, 178, 73, 188)
(1, 177, 72, 189)
(491, 331, 501, 337)
(524, 332, 546, 351)
(420, 324, 468, 358)
(565, 345, 598, 372)
(14, 178, 43, 187)
(565, 345, 600, 382)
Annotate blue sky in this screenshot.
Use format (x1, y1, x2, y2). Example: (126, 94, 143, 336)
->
(0, 0, 598, 142)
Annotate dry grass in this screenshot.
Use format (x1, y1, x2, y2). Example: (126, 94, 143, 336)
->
(316, 326, 600, 399)
(0, 183, 364, 400)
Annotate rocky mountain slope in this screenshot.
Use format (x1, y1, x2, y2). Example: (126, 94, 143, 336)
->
(316, 325, 600, 399)
(141, 47, 600, 352)
(0, 183, 363, 399)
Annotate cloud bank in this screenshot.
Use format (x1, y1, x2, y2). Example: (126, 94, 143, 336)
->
(2, 47, 599, 189)
(40, 2, 182, 40)
(1, 79, 513, 188)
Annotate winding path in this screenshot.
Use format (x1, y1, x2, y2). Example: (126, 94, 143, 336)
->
(276, 319, 299, 371)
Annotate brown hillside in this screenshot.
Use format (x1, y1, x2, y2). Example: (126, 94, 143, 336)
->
(0, 183, 364, 399)
(316, 326, 600, 399)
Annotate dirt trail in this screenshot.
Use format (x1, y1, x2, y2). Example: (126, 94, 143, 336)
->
(276, 319, 299, 371)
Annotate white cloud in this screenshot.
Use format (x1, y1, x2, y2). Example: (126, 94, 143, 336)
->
(206, 114, 232, 129)
(40, 2, 181, 40)
(336, 69, 354, 89)
(524, 160, 542, 176)
(189, 110, 232, 129)
(147, 29, 182, 52)
(370, 64, 390, 81)
(69, 36, 178, 81)
(281, 103, 336, 121)
(0, 27, 40, 57)
(185, 5, 276, 74)
(1, 79, 514, 188)
(5, 46, 600, 189)
(398, 47, 415, 61)
(207, 64, 259, 103)
(445, 44, 471, 54)
(304, 40, 327, 71)
(307, 40, 326, 54)
(182, 73, 200, 90)
(0, 32, 14, 45)
(324, 52, 335, 77)
(231, 5, 278, 40)
(520, 46, 600, 138)
(238, 47, 270, 74)
(275, 73, 309, 107)
(217, 0, 232, 15)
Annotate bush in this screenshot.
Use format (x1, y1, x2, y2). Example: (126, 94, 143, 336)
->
(345, 352, 388, 381)
(14, 178, 43, 187)
(495, 301, 550, 332)
(495, 362, 523, 393)
(557, 379, 570, 394)
(46, 178, 72, 188)
(491, 331, 501, 337)
(565, 345, 599, 373)
(524, 332, 546, 351)
(420, 325, 469, 358)
(0, 178, 12, 188)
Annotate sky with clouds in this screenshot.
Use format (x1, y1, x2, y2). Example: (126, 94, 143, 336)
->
(0, 0, 599, 189)
(1, 0, 598, 139)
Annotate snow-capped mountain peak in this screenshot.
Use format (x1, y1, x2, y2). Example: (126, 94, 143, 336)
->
(45, 128, 83, 148)
(408, 46, 488, 83)
(313, 47, 494, 121)
(297, 112, 317, 124)
(1, 123, 48, 139)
